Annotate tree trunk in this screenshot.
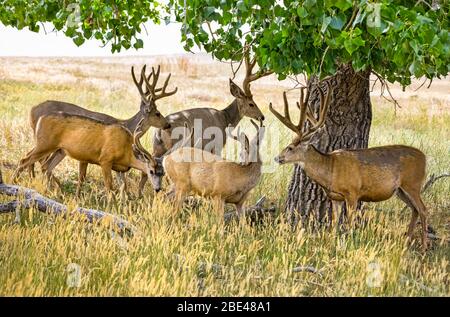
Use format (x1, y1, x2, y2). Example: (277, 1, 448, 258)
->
(286, 64, 372, 224)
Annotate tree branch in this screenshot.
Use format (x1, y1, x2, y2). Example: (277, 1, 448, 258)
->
(421, 173, 450, 193)
(371, 70, 401, 114)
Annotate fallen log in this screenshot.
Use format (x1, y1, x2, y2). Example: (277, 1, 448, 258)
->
(0, 167, 137, 236)
(224, 196, 277, 224)
(292, 265, 323, 276)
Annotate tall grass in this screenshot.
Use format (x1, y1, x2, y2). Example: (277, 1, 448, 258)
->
(0, 58, 448, 296)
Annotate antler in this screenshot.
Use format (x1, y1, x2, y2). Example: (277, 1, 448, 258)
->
(226, 124, 244, 143)
(162, 122, 194, 157)
(133, 119, 153, 160)
(269, 81, 333, 140)
(226, 124, 250, 165)
(242, 48, 273, 96)
(301, 82, 332, 140)
(131, 65, 149, 101)
(131, 65, 165, 103)
(250, 119, 264, 147)
(143, 65, 178, 101)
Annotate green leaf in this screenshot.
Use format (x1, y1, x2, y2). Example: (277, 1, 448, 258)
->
(409, 60, 422, 77)
(304, 0, 317, 8)
(321, 16, 332, 34)
(297, 7, 308, 18)
(204, 6, 215, 18)
(344, 36, 365, 55)
(73, 36, 85, 47)
(328, 0, 352, 11)
(134, 39, 144, 49)
(236, 0, 247, 12)
(329, 14, 345, 30)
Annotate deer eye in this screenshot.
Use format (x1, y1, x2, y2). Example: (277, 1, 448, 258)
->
(149, 170, 155, 175)
(249, 103, 255, 107)
(155, 112, 161, 117)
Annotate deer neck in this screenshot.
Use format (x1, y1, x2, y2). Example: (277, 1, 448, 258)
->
(222, 100, 242, 128)
(244, 149, 263, 174)
(123, 110, 145, 132)
(303, 145, 333, 191)
(129, 155, 147, 174)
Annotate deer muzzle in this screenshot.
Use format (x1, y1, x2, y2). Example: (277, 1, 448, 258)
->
(274, 156, 285, 164)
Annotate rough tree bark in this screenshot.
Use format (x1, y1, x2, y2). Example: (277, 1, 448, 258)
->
(286, 64, 372, 224)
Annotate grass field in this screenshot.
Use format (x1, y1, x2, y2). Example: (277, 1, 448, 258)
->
(0, 56, 449, 296)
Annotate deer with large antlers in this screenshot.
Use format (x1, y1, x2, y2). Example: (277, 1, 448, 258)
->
(149, 52, 271, 194)
(163, 120, 265, 215)
(270, 82, 428, 251)
(13, 115, 157, 197)
(28, 65, 175, 195)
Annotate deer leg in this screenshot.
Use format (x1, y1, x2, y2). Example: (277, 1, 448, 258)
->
(403, 187, 428, 252)
(76, 162, 88, 197)
(165, 185, 176, 201)
(396, 188, 418, 240)
(174, 190, 187, 212)
(416, 197, 428, 253)
(40, 152, 57, 172)
(13, 148, 53, 181)
(28, 152, 54, 178)
(213, 198, 225, 216)
(28, 163, 36, 178)
(138, 172, 148, 198)
(331, 200, 343, 228)
(345, 196, 358, 226)
(235, 202, 244, 216)
(117, 172, 129, 199)
(100, 163, 114, 192)
(235, 193, 250, 218)
(43, 150, 66, 188)
(101, 163, 116, 204)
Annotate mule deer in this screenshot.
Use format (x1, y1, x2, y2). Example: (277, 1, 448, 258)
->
(13, 114, 156, 197)
(163, 120, 265, 215)
(269, 82, 428, 250)
(29, 65, 175, 195)
(149, 53, 272, 193)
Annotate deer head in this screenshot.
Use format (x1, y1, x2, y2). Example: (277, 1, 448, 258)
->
(229, 52, 272, 122)
(227, 119, 265, 165)
(227, 124, 250, 165)
(270, 82, 333, 165)
(131, 64, 177, 131)
(132, 119, 160, 191)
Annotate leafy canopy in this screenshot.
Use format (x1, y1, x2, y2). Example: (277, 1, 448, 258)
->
(1, 0, 448, 86)
(169, 0, 449, 86)
(0, 0, 160, 52)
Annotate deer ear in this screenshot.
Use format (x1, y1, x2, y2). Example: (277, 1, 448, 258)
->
(257, 126, 266, 145)
(244, 135, 250, 153)
(229, 79, 245, 98)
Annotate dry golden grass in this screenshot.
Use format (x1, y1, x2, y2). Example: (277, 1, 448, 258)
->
(0, 56, 449, 296)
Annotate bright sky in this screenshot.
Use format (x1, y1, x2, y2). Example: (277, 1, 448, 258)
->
(0, 22, 188, 57)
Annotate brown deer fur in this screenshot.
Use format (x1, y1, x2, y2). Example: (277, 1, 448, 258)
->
(270, 82, 428, 251)
(150, 54, 272, 195)
(28, 65, 174, 194)
(163, 120, 264, 215)
(152, 52, 271, 159)
(13, 114, 156, 196)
